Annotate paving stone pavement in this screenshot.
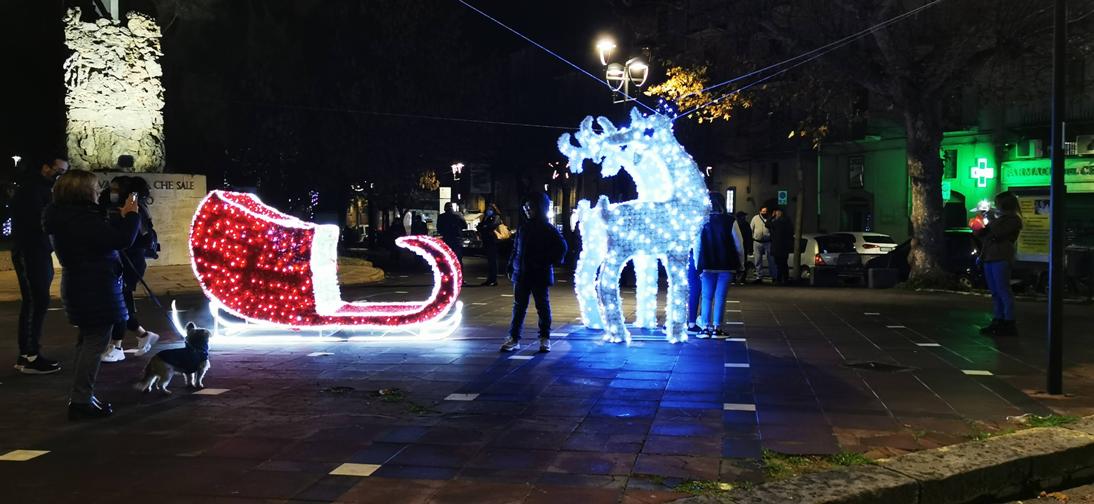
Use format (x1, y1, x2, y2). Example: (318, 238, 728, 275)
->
(0, 256, 1092, 503)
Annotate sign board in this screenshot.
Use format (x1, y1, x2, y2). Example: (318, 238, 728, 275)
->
(95, 172, 208, 266)
(1002, 158, 1094, 191)
(1016, 194, 1050, 263)
(970, 158, 995, 188)
(777, 190, 788, 205)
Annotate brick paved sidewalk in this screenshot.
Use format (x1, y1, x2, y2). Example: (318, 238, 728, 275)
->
(1, 261, 1092, 503)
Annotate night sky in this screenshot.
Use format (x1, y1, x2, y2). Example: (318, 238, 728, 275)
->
(0, 0, 643, 177)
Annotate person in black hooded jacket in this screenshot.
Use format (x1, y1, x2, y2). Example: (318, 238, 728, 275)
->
(10, 156, 67, 374)
(43, 170, 140, 420)
(500, 192, 567, 353)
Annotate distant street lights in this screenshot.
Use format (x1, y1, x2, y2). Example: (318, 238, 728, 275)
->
(595, 36, 649, 104)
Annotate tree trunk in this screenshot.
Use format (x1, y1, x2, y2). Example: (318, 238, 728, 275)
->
(904, 99, 949, 285)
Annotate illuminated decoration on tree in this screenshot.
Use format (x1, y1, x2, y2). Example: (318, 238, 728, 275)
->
(185, 191, 462, 339)
(970, 158, 995, 188)
(560, 109, 710, 344)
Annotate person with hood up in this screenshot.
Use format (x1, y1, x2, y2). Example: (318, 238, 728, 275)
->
(500, 192, 567, 353)
(43, 170, 140, 420)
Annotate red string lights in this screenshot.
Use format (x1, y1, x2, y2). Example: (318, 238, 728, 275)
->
(189, 191, 462, 330)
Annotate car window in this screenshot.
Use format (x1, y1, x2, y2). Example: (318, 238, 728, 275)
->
(863, 234, 895, 244)
(816, 235, 856, 253)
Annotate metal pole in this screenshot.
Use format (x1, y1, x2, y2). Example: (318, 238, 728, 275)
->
(1047, 0, 1067, 395)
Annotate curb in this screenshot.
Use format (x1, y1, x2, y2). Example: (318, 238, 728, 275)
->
(676, 417, 1094, 504)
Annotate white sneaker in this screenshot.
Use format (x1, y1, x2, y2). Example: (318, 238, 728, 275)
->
(499, 337, 520, 352)
(135, 331, 159, 356)
(538, 338, 551, 353)
(101, 346, 125, 363)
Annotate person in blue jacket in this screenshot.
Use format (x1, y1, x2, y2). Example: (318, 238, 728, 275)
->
(501, 192, 567, 353)
(43, 170, 140, 420)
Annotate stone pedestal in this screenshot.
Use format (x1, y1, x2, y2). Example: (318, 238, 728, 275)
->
(96, 172, 207, 266)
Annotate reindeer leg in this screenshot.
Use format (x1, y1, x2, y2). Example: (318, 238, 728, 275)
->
(598, 254, 630, 344)
(665, 252, 690, 344)
(632, 255, 659, 329)
(574, 239, 605, 330)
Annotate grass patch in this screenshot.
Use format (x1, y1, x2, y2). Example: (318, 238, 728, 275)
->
(968, 428, 1016, 442)
(407, 402, 441, 415)
(828, 451, 873, 466)
(1026, 414, 1080, 428)
(762, 450, 874, 480)
(674, 480, 738, 496)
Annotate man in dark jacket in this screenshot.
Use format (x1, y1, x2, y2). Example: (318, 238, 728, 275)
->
(10, 156, 67, 374)
(768, 208, 795, 284)
(437, 202, 465, 265)
(501, 192, 567, 353)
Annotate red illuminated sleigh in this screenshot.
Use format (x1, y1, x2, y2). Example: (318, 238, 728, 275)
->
(176, 190, 462, 338)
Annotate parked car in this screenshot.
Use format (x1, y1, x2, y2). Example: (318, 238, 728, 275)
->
(834, 232, 897, 256)
(460, 229, 483, 255)
(864, 228, 984, 289)
(798, 233, 865, 282)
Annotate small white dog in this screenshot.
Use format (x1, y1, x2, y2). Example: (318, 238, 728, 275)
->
(136, 322, 211, 394)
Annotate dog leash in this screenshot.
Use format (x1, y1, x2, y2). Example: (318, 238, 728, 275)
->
(120, 253, 164, 309)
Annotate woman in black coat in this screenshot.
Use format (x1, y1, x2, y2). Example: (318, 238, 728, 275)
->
(43, 170, 140, 420)
(101, 176, 160, 362)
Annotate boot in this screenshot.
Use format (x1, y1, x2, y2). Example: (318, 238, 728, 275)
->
(993, 320, 1018, 337)
(978, 319, 1001, 335)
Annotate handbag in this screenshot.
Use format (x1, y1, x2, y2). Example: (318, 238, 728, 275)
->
(494, 223, 512, 241)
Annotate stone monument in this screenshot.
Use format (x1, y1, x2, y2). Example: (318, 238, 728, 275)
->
(63, 8, 165, 172)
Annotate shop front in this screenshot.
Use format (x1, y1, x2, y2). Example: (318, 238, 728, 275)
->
(1001, 158, 1094, 263)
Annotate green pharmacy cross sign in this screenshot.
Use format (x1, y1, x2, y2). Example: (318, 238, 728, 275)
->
(970, 158, 995, 188)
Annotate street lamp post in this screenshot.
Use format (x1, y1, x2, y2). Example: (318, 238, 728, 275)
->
(596, 37, 649, 104)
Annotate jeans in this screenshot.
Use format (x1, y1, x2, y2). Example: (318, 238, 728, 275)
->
(114, 253, 147, 341)
(12, 248, 54, 356)
(753, 241, 773, 279)
(697, 271, 732, 328)
(983, 260, 1015, 321)
(71, 324, 115, 404)
(687, 257, 701, 326)
(484, 241, 499, 283)
(509, 281, 550, 341)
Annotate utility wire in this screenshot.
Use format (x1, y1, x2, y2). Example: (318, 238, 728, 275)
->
(698, 0, 946, 96)
(676, 0, 947, 120)
(454, 0, 659, 115)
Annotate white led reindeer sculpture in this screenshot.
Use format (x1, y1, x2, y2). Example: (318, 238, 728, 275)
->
(560, 109, 710, 344)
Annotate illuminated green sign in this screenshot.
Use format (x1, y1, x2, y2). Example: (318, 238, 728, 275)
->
(941, 180, 952, 201)
(1002, 159, 1094, 187)
(970, 158, 995, 188)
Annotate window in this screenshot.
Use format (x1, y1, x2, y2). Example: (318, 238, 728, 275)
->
(862, 234, 895, 244)
(942, 149, 958, 179)
(816, 235, 857, 253)
(848, 157, 864, 188)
